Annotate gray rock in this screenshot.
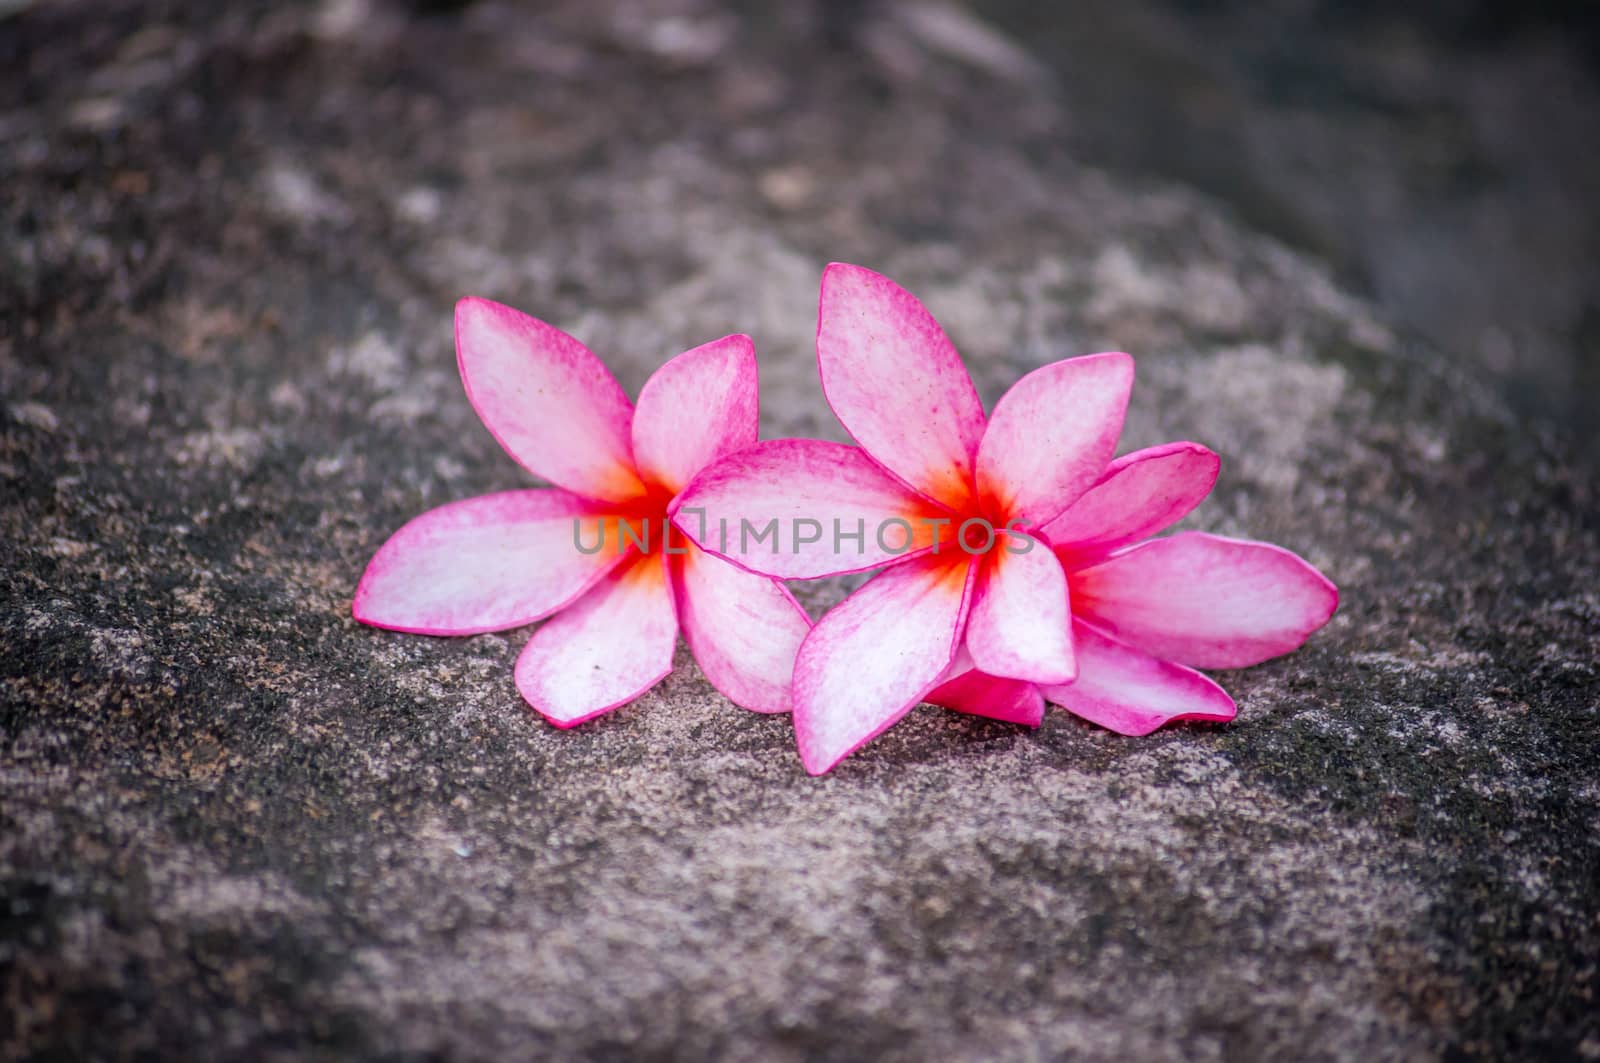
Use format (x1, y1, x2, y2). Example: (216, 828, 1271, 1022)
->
(2, 2, 1595, 1060)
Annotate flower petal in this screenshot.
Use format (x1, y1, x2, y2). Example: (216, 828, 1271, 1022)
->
(672, 543, 811, 714)
(353, 490, 625, 635)
(1039, 620, 1235, 735)
(672, 439, 946, 580)
(816, 263, 986, 510)
(975, 352, 1134, 525)
(792, 555, 975, 774)
(631, 334, 759, 496)
(1040, 441, 1219, 560)
(514, 553, 678, 727)
(964, 541, 1075, 683)
(925, 644, 1045, 727)
(455, 297, 646, 503)
(1071, 532, 1339, 669)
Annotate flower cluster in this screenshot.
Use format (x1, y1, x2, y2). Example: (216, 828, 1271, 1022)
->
(354, 264, 1337, 773)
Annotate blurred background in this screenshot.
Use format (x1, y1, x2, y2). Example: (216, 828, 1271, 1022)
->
(985, 0, 1600, 448)
(5, 0, 1597, 452)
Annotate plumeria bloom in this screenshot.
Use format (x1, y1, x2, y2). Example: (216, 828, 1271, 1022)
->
(1032, 444, 1336, 734)
(353, 298, 811, 726)
(674, 263, 1136, 773)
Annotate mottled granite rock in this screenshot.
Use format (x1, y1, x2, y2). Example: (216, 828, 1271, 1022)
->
(2, 2, 1596, 1060)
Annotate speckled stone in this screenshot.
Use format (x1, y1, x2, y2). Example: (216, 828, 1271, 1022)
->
(2, 2, 1596, 1060)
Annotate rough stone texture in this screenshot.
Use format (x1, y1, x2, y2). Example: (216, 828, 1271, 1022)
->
(2, 1, 1597, 1060)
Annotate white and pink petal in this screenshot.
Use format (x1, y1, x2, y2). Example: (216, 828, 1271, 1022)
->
(353, 490, 624, 636)
(792, 554, 974, 774)
(964, 543, 1075, 684)
(514, 553, 679, 727)
(1040, 620, 1236, 735)
(816, 263, 986, 510)
(631, 334, 759, 496)
(1041, 441, 1219, 560)
(672, 439, 947, 580)
(975, 352, 1134, 527)
(455, 297, 645, 504)
(925, 644, 1045, 727)
(672, 543, 811, 715)
(1071, 531, 1338, 669)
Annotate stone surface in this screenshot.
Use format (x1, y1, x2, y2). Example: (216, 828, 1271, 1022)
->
(2, 1, 1597, 1059)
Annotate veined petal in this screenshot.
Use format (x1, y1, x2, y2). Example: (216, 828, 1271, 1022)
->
(514, 553, 678, 727)
(792, 554, 975, 774)
(672, 543, 811, 714)
(352, 490, 624, 635)
(925, 644, 1045, 727)
(975, 352, 1134, 526)
(965, 542, 1075, 683)
(631, 334, 759, 496)
(455, 297, 646, 504)
(1040, 441, 1219, 560)
(816, 263, 985, 510)
(672, 439, 947, 580)
(1039, 620, 1235, 735)
(1072, 532, 1338, 669)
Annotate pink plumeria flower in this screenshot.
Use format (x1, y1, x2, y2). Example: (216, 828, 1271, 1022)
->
(353, 298, 811, 726)
(675, 263, 1135, 773)
(1031, 443, 1337, 734)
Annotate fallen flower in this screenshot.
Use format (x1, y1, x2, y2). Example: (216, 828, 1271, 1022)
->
(353, 298, 810, 726)
(1034, 443, 1337, 734)
(675, 263, 1135, 773)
